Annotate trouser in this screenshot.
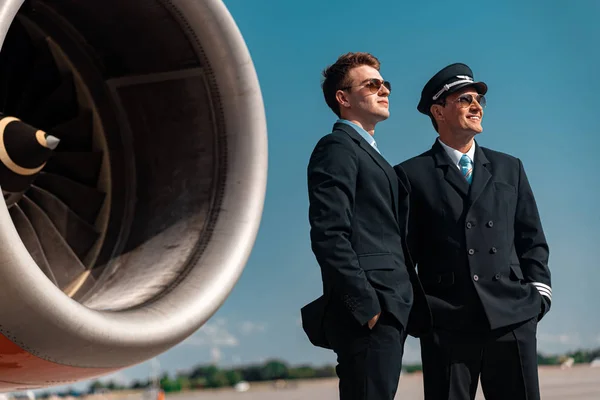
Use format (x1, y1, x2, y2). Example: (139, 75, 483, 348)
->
(325, 311, 407, 400)
(420, 317, 540, 400)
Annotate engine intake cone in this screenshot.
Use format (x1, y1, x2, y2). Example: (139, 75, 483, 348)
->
(0, 114, 60, 193)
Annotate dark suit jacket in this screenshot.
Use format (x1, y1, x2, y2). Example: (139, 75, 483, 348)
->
(396, 139, 551, 332)
(301, 122, 431, 349)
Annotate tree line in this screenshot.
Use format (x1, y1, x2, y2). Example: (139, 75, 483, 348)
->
(537, 347, 600, 366)
(35, 347, 600, 397)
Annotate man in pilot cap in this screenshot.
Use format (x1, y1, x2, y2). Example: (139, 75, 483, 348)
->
(394, 63, 551, 400)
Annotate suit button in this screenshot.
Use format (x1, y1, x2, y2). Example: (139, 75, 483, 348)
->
(468, 249, 475, 255)
(494, 273, 501, 281)
(466, 222, 473, 229)
(487, 220, 494, 228)
(473, 274, 479, 281)
(490, 247, 497, 254)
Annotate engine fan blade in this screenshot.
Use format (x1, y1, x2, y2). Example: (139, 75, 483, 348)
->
(18, 195, 89, 291)
(24, 72, 78, 129)
(0, 20, 36, 113)
(44, 151, 103, 187)
(15, 38, 63, 118)
(8, 204, 58, 285)
(33, 172, 105, 225)
(50, 111, 93, 152)
(27, 185, 99, 261)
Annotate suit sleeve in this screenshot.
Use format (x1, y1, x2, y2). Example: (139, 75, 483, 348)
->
(394, 164, 420, 265)
(307, 135, 380, 326)
(514, 158, 552, 319)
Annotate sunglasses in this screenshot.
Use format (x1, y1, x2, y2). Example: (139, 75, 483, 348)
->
(341, 78, 392, 94)
(452, 93, 486, 109)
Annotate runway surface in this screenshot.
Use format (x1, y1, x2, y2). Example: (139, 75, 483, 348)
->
(154, 365, 599, 399)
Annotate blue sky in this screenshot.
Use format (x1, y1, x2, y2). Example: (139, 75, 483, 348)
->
(57, 0, 600, 389)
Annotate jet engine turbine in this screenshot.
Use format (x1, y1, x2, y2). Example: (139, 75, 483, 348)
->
(0, 0, 267, 390)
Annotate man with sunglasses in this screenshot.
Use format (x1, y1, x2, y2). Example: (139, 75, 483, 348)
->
(301, 52, 430, 400)
(395, 63, 551, 399)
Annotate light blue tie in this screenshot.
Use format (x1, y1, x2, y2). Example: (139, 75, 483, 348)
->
(459, 154, 473, 184)
(371, 139, 381, 154)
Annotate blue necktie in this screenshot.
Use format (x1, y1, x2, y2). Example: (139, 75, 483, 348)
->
(459, 154, 473, 184)
(371, 139, 380, 154)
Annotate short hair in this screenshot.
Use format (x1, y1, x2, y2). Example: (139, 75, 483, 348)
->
(321, 52, 381, 118)
(429, 98, 447, 132)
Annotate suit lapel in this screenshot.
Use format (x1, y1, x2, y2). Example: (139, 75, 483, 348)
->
(467, 143, 491, 207)
(334, 123, 400, 222)
(432, 140, 469, 198)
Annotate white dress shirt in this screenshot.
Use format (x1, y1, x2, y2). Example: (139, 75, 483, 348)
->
(437, 138, 476, 169)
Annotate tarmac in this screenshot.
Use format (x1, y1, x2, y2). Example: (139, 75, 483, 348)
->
(146, 364, 600, 399)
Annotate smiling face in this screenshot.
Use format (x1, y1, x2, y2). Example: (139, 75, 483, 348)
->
(336, 65, 391, 130)
(430, 86, 485, 140)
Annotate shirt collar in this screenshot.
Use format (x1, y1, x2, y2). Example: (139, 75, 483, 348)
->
(337, 119, 376, 147)
(437, 138, 476, 168)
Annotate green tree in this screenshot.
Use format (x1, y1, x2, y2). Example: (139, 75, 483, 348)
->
(241, 365, 263, 381)
(88, 381, 105, 393)
(206, 371, 229, 388)
(176, 376, 191, 391)
(189, 377, 208, 389)
(131, 379, 150, 389)
(313, 365, 336, 378)
(225, 369, 243, 386)
(589, 349, 600, 361)
(404, 364, 423, 373)
(288, 365, 316, 380)
(190, 365, 219, 380)
(537, 353, 560, 365)
(160, 374, 182, 392)
(260, 359, 289, 380)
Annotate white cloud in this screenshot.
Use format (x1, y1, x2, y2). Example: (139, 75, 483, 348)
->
(183, 318, 239, 347)
(211, 347, 222, 363)
(239, 321, 267, 335)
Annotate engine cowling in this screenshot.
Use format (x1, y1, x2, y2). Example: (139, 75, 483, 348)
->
(0, 0, 267, 390)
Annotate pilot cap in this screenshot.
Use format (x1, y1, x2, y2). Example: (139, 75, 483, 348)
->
(417, 63, 487, 115)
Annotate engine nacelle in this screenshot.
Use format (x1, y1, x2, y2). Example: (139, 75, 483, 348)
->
(0, 0, 267, 390)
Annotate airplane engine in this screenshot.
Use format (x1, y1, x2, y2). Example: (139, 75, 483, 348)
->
(0, 0, 267, 390)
